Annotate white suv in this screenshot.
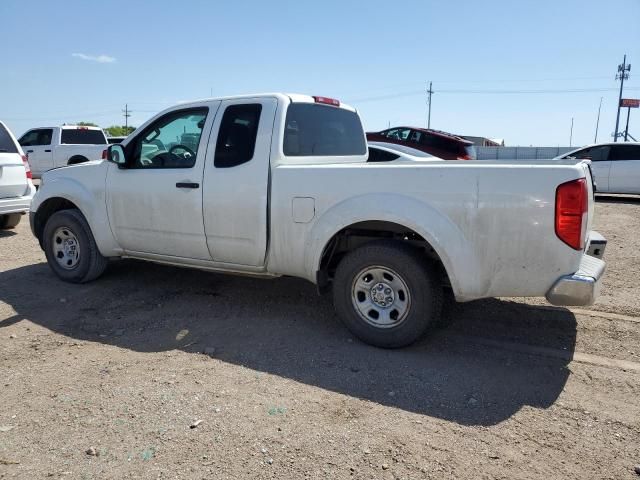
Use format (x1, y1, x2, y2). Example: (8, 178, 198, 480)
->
(0, 121, 35, 229)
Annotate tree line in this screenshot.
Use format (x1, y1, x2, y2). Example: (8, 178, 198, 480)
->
(76, 122, 136, 137)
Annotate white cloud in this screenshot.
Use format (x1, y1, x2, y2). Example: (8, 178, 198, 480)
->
(72, 53, 116, 64)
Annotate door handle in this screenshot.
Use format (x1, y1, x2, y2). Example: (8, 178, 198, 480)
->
(176, 182, 199, 189)
(26, 149, 34, 153)
(44, 149, 51, 152)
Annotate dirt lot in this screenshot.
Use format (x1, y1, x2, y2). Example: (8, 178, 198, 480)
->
(1, 196, 639, 479)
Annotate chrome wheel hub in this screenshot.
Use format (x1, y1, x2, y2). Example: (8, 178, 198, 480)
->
(370, 282, 395, 308)
(351, 266, 411, 328)
(52, 227, 80, 269)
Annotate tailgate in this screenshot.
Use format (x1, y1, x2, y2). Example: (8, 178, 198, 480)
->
(0, 153, 28, 199)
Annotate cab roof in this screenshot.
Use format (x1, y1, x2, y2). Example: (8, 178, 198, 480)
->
(176, 93, 357, 113)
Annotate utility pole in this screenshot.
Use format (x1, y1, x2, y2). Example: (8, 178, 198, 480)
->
(569, 117, 574, 147)
(594, 96, 603, 143)
(122, 104, 132, 131)
(426, 81, 434, 129)
(614, 54, 631, 142)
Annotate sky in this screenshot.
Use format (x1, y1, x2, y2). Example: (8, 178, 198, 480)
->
(1, 0, 639, 146)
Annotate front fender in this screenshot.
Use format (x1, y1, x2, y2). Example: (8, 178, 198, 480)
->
(31, 166, 121, 257)
(305, 193, 480, 300)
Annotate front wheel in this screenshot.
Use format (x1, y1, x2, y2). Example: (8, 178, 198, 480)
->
(42, 209, 109, 283)
(333, 241, 442, 348)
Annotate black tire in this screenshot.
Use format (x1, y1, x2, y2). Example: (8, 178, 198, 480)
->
(333, 240, 442, 348)
(0, 213, 22, 230)
(42, 209, 109, 283)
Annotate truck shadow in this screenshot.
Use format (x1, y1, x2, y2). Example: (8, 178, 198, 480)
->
(0, 230, 17, 238)
(0, 260, 577, 427)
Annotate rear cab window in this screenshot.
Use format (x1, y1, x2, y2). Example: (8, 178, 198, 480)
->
(283, 103, 366, 157)
(0, 123, 19, 154)
(215, 104, 262, 168)
(61, 129, 107, 145)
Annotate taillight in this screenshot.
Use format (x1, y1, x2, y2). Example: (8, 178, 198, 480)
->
(313, 96, 340, 107)
(101, 149, 107, 160)
(457, 154, 472, 160)
(555, 178, 588, 250)
(22, 154, 32, 180)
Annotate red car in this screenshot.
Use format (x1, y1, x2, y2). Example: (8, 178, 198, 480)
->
(366, 126, 476, 160)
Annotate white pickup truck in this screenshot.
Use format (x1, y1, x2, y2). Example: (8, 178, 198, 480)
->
(30, 93, 606, 347)
(18, 125, 108, 178)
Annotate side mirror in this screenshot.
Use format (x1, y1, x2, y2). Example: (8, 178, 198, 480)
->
(107, 144, 126, 165)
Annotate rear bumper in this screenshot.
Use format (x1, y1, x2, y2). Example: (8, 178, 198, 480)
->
(586, 231, 606, 260)
(0, 183, 35, 216)
(546, 242, 606, 307)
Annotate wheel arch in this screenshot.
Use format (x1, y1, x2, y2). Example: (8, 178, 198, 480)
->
(31, 175, 120, 256)
(306, 193, 479, 300)
(32, 197, 81, 245)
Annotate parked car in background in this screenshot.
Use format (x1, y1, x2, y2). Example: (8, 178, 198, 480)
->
(0, 121, 35, 229)
(367, 127, 476, 160)
(107, 136, 127, 144)
(555, 142, 640, 194)
(18, 125, 108, 178)
(367, 142, 439, 162)
(31, 93, 606, 348)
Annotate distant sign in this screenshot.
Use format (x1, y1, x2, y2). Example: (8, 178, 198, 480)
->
(620, 98, 640, 108)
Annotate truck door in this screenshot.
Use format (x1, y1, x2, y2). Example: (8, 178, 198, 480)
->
(18, 128, 53, 176)
(106, 104, 218, 259)
(202, 97, 278, 266)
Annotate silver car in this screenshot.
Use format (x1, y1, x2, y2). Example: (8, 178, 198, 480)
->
(557, 142, 640, 195)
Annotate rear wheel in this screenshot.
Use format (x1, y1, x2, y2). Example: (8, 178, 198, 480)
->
(333, 240, 442, 348)
(42, 209, 108, 283)
(0, 213, 22, 230)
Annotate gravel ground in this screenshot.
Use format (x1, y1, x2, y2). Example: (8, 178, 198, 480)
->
(0, 196, 639, 479)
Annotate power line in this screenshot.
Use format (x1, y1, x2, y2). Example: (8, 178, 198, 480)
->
(347, 86, 640, 103)
(2, 111, 121, 121)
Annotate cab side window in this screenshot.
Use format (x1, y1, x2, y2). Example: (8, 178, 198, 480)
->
(385, 128, 411, 140)
(408, 130, 422, 143)
(128, 109, 208, 169)
(609, 145, 640, 161)
(573, 146, 610, 161)
(214, 104, 262, 168)
(19, 129, 53, 147)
